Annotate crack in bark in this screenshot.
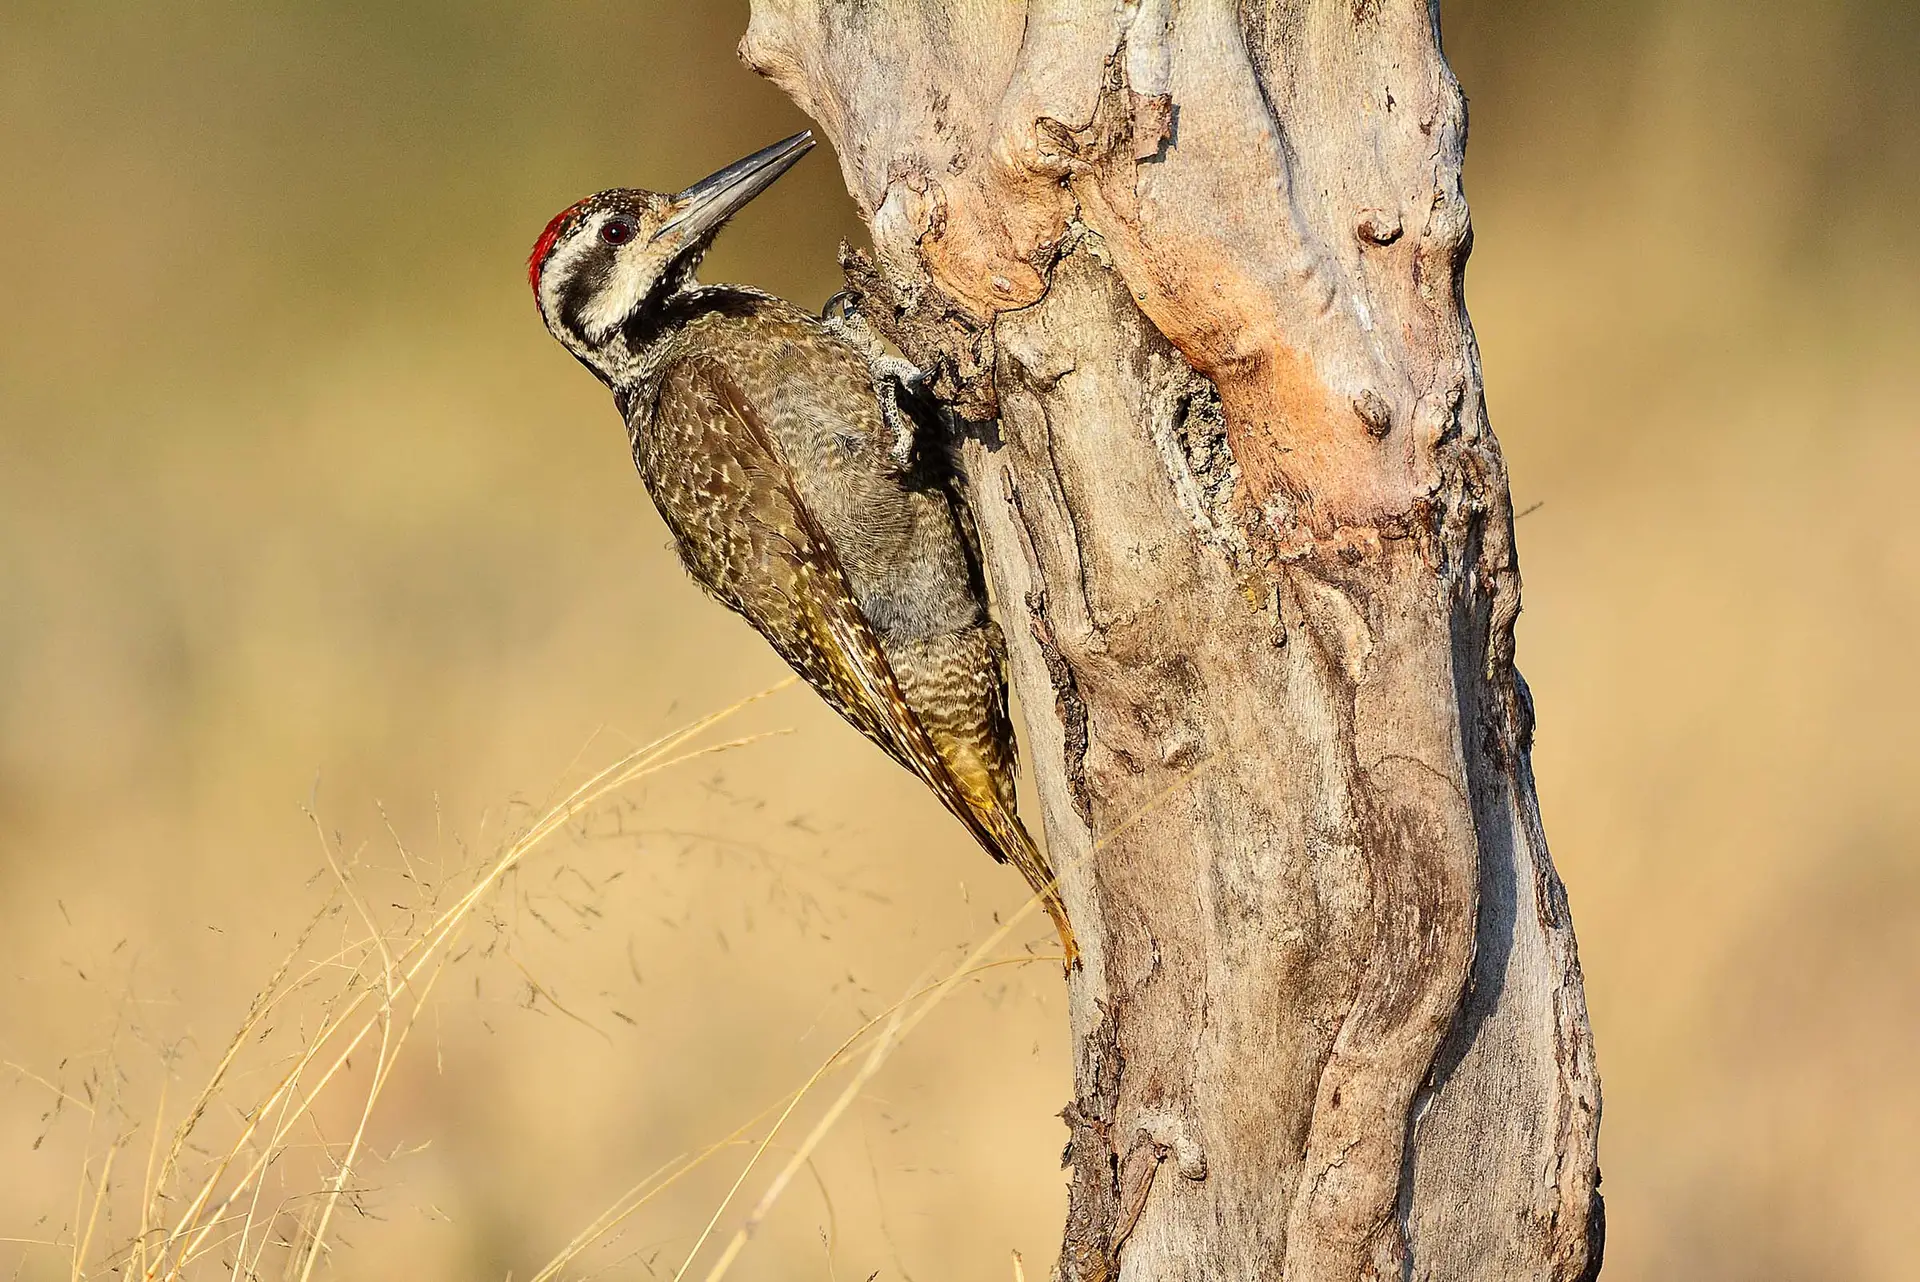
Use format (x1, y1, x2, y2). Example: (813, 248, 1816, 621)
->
(1059, 1002, 1125, 1282)
(1007, 474, 1095, 827)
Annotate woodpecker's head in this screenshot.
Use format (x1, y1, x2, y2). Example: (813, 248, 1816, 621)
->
(529, 130, 814, 385)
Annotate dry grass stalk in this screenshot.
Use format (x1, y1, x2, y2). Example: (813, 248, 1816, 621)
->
(35, 682, 793, 1282)
(31, 687, 1195, 1282)
(538, 762, 1208, 1282)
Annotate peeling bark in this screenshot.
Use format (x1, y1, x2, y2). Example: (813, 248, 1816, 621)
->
(742, 3, 1600, 1278)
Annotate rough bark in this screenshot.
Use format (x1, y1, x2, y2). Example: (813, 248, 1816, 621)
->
(741, 3, 1601, 1279)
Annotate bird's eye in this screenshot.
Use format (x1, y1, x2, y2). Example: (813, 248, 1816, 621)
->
(600, 219, 636, 246)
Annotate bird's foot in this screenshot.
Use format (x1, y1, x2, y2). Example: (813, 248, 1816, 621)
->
(873, 356, 928, 468)
(825, 300, 928, 469)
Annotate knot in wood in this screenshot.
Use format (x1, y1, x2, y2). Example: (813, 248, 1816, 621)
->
(1356, 209, 1403, 246)
(1353, 389, 1394, 438)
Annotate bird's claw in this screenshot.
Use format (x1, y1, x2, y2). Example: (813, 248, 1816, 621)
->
(874, 356, 927, 468)
(825, 301, 927, 469)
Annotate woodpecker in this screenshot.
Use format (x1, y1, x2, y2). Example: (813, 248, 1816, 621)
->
(529, 131, 1076, 964)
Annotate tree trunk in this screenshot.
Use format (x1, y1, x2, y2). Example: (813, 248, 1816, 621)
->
(741, 4, 1602, 1279)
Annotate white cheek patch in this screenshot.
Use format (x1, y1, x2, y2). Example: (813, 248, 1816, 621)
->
(537, 224, 670, 347)
(576, 247, 645, 337)
(578, 247, 659, 342)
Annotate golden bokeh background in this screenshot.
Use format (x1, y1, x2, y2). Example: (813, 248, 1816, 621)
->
(2, 3, 1915, 1279)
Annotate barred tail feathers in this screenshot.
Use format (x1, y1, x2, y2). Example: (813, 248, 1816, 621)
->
(933, 745, 1076, 965)
(974, 801, 1079, 968)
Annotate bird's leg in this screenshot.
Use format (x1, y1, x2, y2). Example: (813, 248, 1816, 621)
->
(874, 358, 929, 469)
(824, 297, 927, 469)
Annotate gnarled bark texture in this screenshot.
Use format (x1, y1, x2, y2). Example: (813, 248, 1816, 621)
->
(741, 3, 1601, 1279)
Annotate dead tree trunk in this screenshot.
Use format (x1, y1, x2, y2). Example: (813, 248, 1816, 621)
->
(742, 3, 1601, 1278)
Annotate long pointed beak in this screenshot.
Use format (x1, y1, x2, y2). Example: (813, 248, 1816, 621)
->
(653, 130, 815, 249)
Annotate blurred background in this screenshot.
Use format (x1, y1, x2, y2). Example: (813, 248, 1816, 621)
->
(2, 2, 1915, 1279)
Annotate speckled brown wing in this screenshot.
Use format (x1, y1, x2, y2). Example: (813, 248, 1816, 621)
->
(638, 356, 907, 760)
(635, 355, 1077, 964)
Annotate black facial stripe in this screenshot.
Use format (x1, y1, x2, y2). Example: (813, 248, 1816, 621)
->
(555, 239, 617, 342)
(618, 267, 690, 352)
(615, 224, 755, 350)
(618, 268, 763, 354)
